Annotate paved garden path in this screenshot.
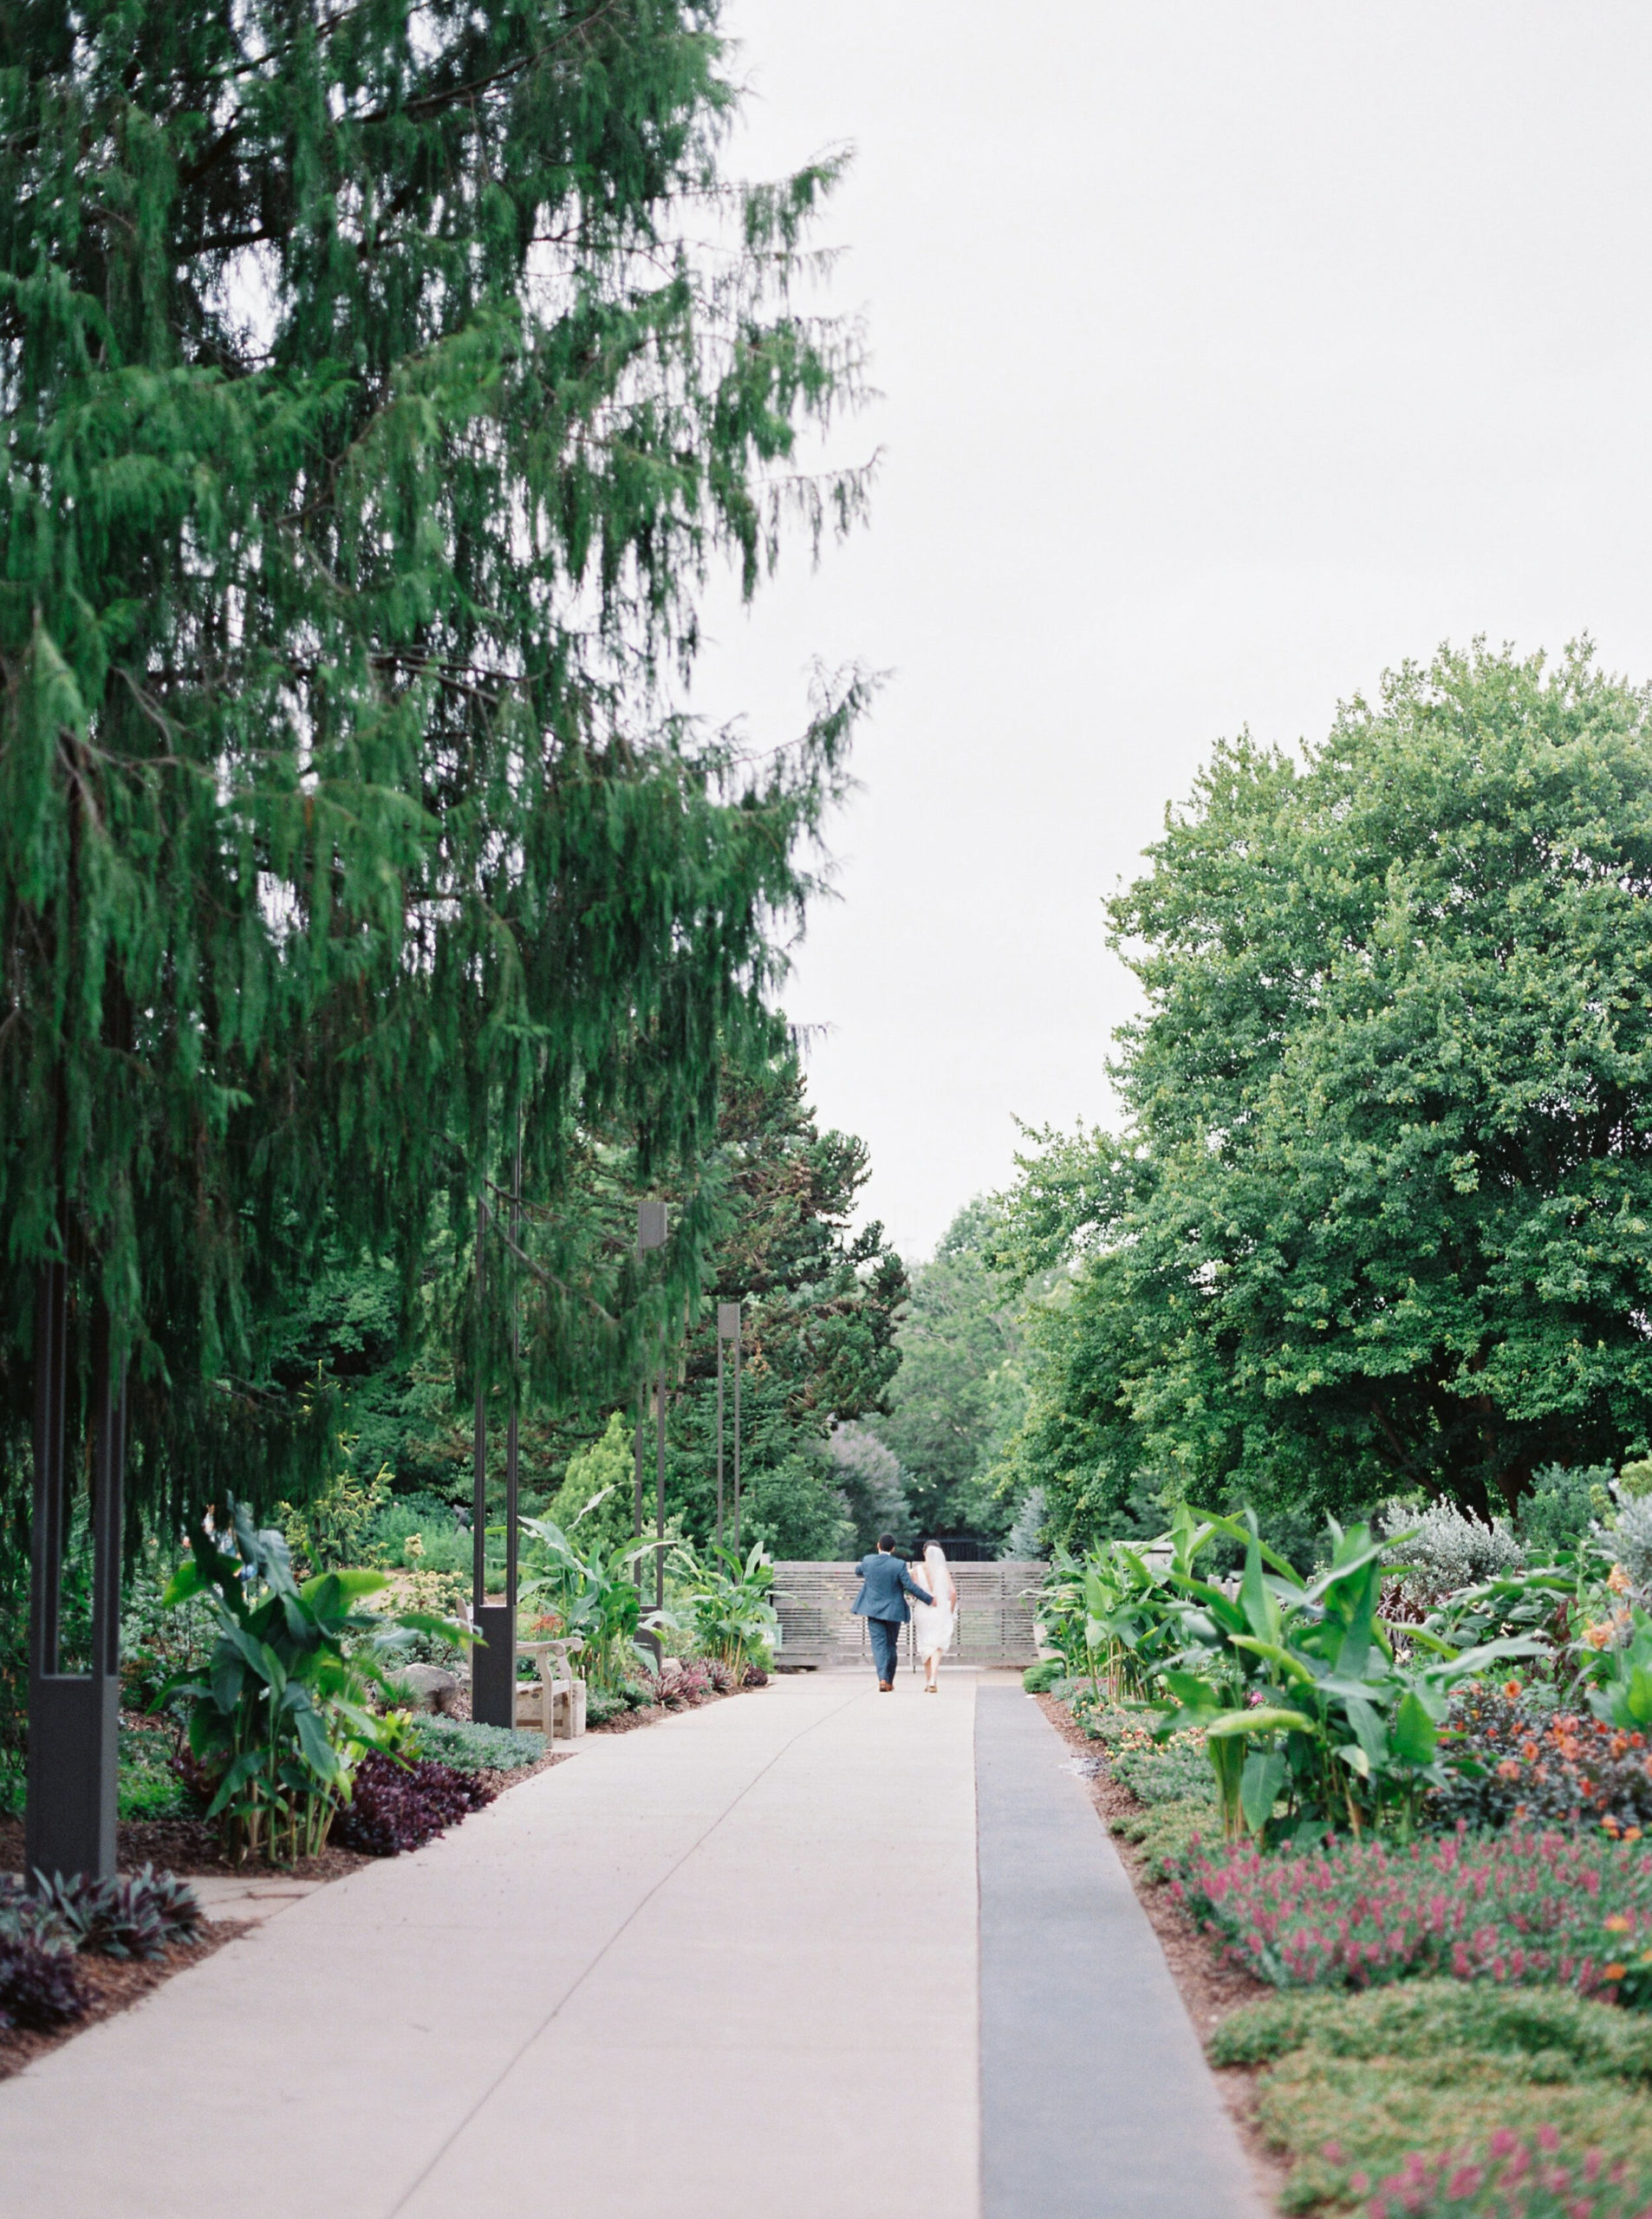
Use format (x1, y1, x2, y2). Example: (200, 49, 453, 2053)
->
(0, 1674, 1261, 2218)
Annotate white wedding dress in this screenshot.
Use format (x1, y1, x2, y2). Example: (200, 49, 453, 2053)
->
(909, 1544, 957, 1664)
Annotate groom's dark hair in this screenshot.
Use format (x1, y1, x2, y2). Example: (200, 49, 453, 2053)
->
(876, 1532, 895, 1552)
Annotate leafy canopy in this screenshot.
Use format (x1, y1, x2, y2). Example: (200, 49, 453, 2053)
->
(1004, 641, 1652, 1539)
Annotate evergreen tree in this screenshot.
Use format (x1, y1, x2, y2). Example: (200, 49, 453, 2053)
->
(655, 1056, 907, 1557)
(0, 0, 868, 1531)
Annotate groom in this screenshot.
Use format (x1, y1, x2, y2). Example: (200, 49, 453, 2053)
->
(851, 1534, 935, 1692)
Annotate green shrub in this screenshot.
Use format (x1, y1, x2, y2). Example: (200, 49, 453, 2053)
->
(1111, 1801, 1218, 1882)
(118, 1764, 190, 1820)
(1211, 1981, 1652, 2077)
(120, 1547, 217, 1714)
(1023, 1659, 1063, 1694)
(1519, 1464, 1615, 1559)
(408, 1717, 543, 1773)
(276, 1465, 393, 1575)
(585, 1689, 628, 1728)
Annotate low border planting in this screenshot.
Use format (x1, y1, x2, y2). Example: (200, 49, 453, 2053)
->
(1035, 1491, 1652, 2216)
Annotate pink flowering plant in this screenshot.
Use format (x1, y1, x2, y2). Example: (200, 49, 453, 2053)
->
(1173, 1824, 1652, 1997)
(1362, 2131, 1652, 2219)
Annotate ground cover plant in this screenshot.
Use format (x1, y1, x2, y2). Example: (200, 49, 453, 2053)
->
(405, 1719, 547, 1774)
(0, 1867, 205, 2039)
(1210, 1982, 1652, 2215)
(1065, 1693, 1215, 1807)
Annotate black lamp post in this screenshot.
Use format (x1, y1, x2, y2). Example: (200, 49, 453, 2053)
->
(716, 1300, 742, 1551)
(26, 1274, 124, 1883)
(469, 1141, 524, 1729)
(633, 1200, 667, 1660)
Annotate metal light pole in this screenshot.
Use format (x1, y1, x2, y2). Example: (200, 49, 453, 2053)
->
(654, 1333, 667, 1613)
(716, 1301, 741, 1551)
(634, 1201, 667, 1661)
(471, 1188, 517, 1728)
(27, 1276, 125, 1883)
(732, 1305, 743, 1552)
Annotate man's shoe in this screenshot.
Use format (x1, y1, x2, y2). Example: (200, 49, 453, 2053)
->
(878, 1680, 893, 1692)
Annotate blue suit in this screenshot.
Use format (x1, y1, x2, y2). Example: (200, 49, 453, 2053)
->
(852, 1552, 934, 1684)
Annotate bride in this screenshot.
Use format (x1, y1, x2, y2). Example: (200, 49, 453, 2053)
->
(908, 1539, 958, 1693)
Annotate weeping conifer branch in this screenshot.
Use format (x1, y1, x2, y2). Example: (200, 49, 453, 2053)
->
(0, 0, 870, 1528)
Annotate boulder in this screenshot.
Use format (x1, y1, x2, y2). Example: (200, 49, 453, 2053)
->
(390, 1663, 460, 1715)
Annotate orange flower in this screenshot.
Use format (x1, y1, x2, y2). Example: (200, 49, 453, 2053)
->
(1610, 1565, 1633, 1596)
(1503, 1678, 1523, 1697)
(1604, 1915, 1633, 1934)
(1605, 1962, 1629, 1981)
(1496, 1759, 1522, 1781)
(1627, 1829, 1644, 1845)
(1584, 1622, 1616, 1650)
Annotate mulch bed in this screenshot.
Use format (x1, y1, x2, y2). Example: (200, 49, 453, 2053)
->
(1036, 1690, 1286, 2216)
(585, 1679, 766, 1734)
(0, 1923, 244, 2084)
(0, 1811, 374, 1882)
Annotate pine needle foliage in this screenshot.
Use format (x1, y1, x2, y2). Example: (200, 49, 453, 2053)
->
(0, 0, 868, 1524)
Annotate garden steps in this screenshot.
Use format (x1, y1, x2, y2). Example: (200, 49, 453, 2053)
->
(771, 1559, 1046, 1669)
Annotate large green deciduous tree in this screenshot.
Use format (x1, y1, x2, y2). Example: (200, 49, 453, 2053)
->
(868, 1198, 1029, 1544)
(658, 1056, 907, 1559)
(0, 0, 866, 1527)
(1005, 642, 1652, 1539)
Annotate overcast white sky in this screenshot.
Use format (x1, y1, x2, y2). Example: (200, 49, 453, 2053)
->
(688, 1, 1652, 1263)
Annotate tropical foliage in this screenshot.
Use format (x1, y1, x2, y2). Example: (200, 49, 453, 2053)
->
(517, 1514, 656, 1691)
(669, 1541, 779, 1680)
(160, 1500, 466, 1864)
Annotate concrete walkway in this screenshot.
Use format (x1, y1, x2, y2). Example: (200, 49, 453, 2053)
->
(978, 1686, 1261, 2219)
(0, 1674, 1260, 2218)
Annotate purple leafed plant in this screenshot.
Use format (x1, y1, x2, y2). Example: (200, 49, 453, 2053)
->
(333, 1754, 495, 1858)
(0, 1936, 88, 2032)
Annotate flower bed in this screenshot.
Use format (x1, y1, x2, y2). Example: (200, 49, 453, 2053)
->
(1066, 1689, 1215, 1807)
(1174, 1825, 1652, 1997)
(1434, 1684, 1652, 1837)
(333, 1753, 495, 1857)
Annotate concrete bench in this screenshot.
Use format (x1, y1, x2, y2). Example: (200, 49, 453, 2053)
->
(516, 1637, 587, 1740)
